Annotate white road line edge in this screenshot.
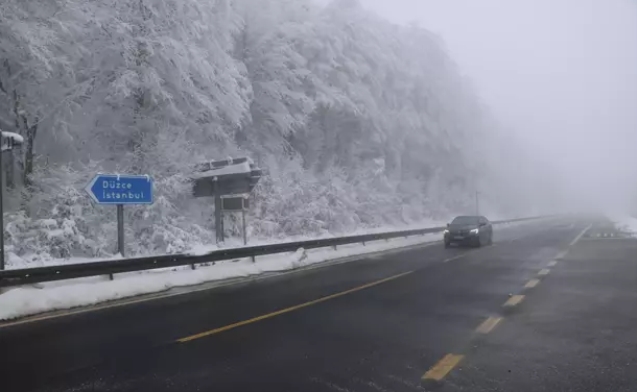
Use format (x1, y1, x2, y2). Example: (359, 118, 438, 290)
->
(570, 224, 592, 247)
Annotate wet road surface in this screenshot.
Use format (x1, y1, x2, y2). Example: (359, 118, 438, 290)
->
(2, 218, 631, 392)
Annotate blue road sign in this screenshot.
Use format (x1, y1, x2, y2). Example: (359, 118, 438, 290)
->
(85, 174, 153, 205)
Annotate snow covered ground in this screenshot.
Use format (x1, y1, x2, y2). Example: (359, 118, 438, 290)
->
(0, 218, 544, 321)
(609, 214, 637, 236)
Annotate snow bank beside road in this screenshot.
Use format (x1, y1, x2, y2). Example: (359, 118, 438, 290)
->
(0, 233, 440, 320)
(609, 215, 637, 236)
(0, 217, 549, 321)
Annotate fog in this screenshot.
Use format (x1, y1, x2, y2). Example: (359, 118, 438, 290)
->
(353, 0, 637, 213)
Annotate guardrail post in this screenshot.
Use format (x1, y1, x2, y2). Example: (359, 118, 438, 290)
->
(108, 204, 126, 282)
(191, 263, 196, 270)
(333, 245, 337, 251)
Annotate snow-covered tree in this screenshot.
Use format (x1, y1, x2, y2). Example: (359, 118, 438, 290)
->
(0, 0, 541, 264)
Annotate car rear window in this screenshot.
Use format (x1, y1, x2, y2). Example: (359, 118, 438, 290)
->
(451, 216, 480, 225)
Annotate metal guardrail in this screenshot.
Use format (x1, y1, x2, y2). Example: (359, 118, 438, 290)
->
(0, 216, 547, 288)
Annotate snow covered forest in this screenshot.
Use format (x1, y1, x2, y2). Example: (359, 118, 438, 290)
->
(0, 0, 551, 264)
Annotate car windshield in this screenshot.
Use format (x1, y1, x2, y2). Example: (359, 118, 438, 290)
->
(451, 216, 480, 225)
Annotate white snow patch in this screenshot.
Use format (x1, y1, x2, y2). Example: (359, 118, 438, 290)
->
(609, 214, 637, 236)
(191, 161, 251, 179)
(1, 131, 24, 144)
(188, 243, 220, 256)
(39, 219, 57, 229)
(7, 254, 125, 270)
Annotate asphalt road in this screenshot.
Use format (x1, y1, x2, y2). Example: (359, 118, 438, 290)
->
(1, 217, 633, 392)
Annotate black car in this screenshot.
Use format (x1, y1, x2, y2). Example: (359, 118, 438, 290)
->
(444, 215, 493, 248)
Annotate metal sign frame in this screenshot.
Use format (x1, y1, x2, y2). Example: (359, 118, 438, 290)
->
(0, 130, 23, 270)
(191, 157, 261, 244)
(85, 174, 154, 205)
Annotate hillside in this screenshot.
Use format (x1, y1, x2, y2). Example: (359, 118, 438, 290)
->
(0, 0, 527, 263)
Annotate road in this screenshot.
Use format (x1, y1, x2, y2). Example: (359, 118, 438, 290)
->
(1, 217, 635, 392)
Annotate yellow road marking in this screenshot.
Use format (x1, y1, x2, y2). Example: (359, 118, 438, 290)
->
(476, 316, 502, 334)
(177, 271, 413, 343)
(422, 354, 464, 382)
(524, 279, 540, 289)
(503, 295, 525, 307)
(547, 261, 557, 267)
(443, 252, 473, 263)
(538, 269, 550, 276)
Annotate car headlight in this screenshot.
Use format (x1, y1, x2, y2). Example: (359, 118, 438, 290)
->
(470, 228, 479, 234)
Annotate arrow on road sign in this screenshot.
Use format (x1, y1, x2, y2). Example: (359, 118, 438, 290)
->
(85, 174, 154, 205)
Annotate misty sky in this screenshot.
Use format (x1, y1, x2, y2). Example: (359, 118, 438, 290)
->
(321, 0, 637, 209)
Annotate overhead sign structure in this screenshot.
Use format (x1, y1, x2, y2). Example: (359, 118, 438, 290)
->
(192, 158, 261, 199)
(85, 174, 153, 205)
(85, 174, 154, 259)
(191, 157, 261, 244)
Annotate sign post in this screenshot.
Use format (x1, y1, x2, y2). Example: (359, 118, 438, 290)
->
(215, 193, 223, 244)
(0, 131, 23, 270)
(242, 202, 247, 246)
(0, 145, 4, 270)
(117, 204, 125, 256)
(85, 174, 153, 257)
